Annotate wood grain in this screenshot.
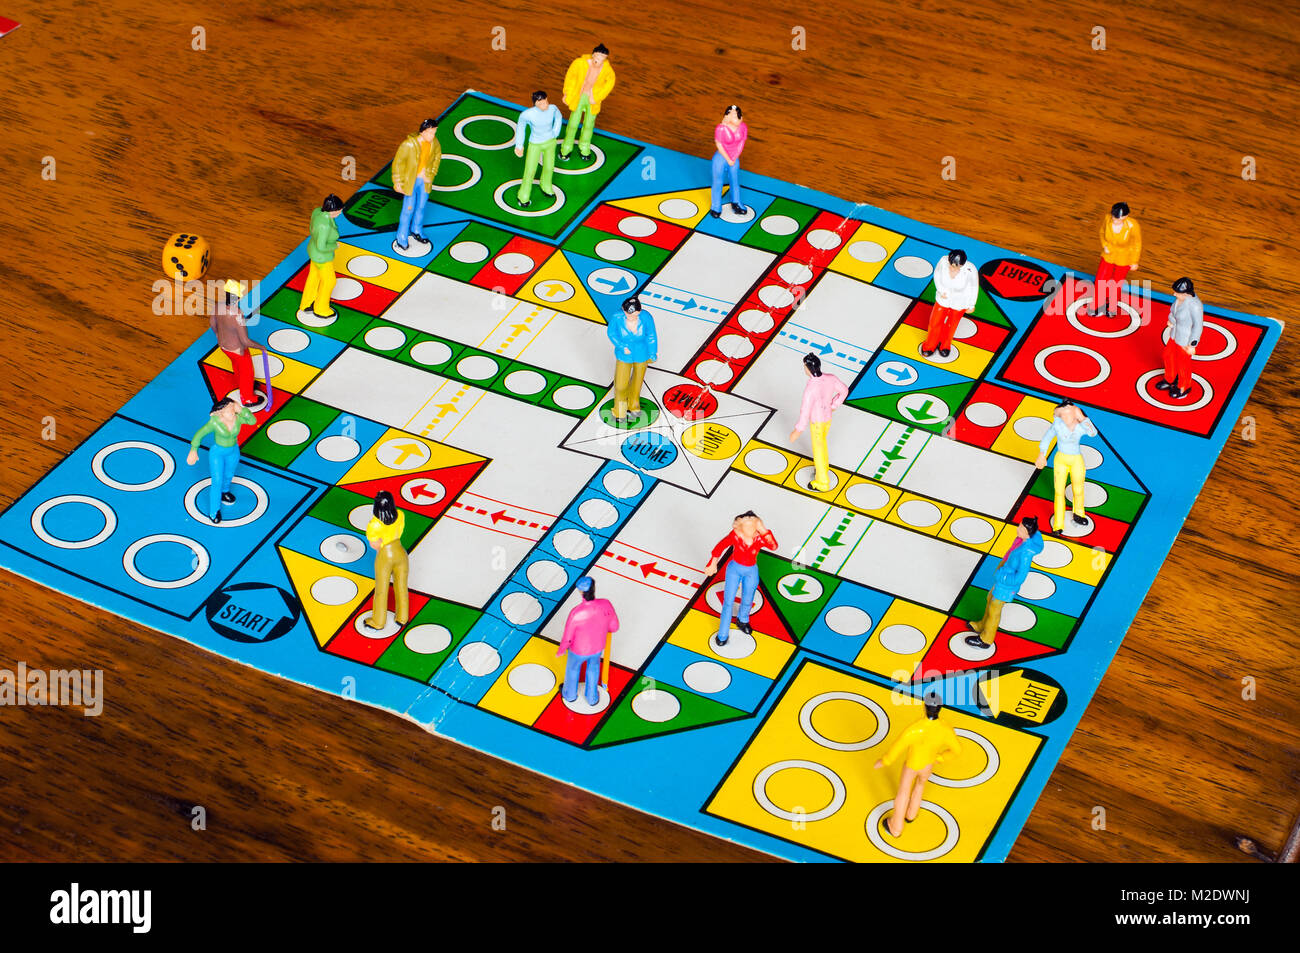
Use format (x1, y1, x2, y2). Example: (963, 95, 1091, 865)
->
(0, 0, 1296, 862)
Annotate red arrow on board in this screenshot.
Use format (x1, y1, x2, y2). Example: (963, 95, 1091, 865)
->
(639, 561, 668, 579)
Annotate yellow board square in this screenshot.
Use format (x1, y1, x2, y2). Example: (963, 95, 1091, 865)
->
(731, 440, 798, 487)
(337, 427, 485, 486)
(203, 347, 320, 397)
(854, 599, 947, 681)
(938, 508, 1006, 554)
(990, 524, 1108, 585)
(886, 492, 955, 538)
(827, 222, 907, 283)
(833, 475, 900, 518)
(335, 243, 424, 293)
(704, 660, 1042, 862)
(991, 395, 1059, 462)
(780, 456, 853, 501)
(884, 324, 993, 380)
(478, 636, 563, 725)
(667, 609, 794, 679)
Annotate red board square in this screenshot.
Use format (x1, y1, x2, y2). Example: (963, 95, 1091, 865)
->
(914, 617, 1056, 682)
(533, 662, 635, 744)
(902, 300, 1009, 353)
(582, 204, 690, 250)
(286, 263, 398, 317)
(325, 594, 432, 665)
(954, 382, 1025, 448)
(470, 236, 555, 295)
(1012, 496, 1130, 554)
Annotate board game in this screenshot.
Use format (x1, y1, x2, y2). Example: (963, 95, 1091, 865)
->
(0, 90, 1280, 862)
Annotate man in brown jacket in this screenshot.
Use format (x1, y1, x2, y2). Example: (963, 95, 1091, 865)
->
(210, 280, 261, 407)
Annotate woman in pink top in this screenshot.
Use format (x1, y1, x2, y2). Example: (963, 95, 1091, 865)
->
(710, 104, 749, 218)
(557, 576, 619, 706)
(704, 510, 777, 646)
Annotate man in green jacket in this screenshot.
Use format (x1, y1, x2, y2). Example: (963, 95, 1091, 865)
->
(298, 194, 343, 322)
(391, 119, 441, 255)
(187, 397, 257, 524)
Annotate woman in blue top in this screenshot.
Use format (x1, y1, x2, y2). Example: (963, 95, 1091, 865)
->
(606, 295, 658, 423)
(966, 516, 1045, 649)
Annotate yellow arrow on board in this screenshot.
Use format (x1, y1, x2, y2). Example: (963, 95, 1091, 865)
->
(980, 669, 1060, 723)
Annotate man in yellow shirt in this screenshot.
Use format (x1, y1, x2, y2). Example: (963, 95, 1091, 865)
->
(1090, 201, 1142, 318)
(560, 43, 615, 162)
(874, 692, 962, 838)
(391, 118, 442, 255)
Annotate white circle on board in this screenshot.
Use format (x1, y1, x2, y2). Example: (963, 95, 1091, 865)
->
(778, 573, 823, 603)
(893, 255, 933, 279)
(919, 342, 959, 364)
(1161, 320, 1238, 361)
(347, 254, 388, 279)
(953, 317, 978, 340)
(658, 198, 699, 219)
(845, 482, 891, 512)
(753, 760, 846, 822)
(183, 476, 269, 528)
(878, 624, 928, 655)
(554, 145, 606, 175)
(757, 285, 796, 309)
(551, 384, 596, 410)
(526, 559, 567, 593)
(453, 114, 517, 150)
(794, 465, 839, 491)
(711, 628, 757, 660)
(743, 447, 790, 476)
(364, 326, 406, 351)
(449, 240, 490, 263)
(30, 495, 117, 550)
(357, 612, 398, 638)
(1060, 514, 1094, 538)
(405, 624, 452, 655)
(865, 800, 960, 861)
(1000, 602, 1037, 632)
(508, 663, 557, 697)
(400, 477, 444, 507)
(348, 505, 372, 531)
(595, 239, 635, 262)
(1065, 481, 1109, 508)
(798, 692, 889, 751)
(760, 214, 799, 236)
(428, 154, 483, 192)
(632, 689, 680, 723)
(777, 262, 814, 285)
(683, 660, 732, 694)
(268, 328, 310, 353)
(930, 728, 1001, 788)
(578, 498, 619, 529)
(1018, 571, 1056, 600)
(618, 215, 658, 238)
(91, 441, 176, 493)
(457, 354, 500, 380)
(949, 516, 996, 545)
(321, 534, 365, 563)
(316, 434, 361, 463)
(963, 401, 1008, 429)
(736, 308, 774, 333)
(716, 334, 755, 359)
(1066, 296, 1141, 338)
(694, 359, 733, 386)
(122, 534, 209, 589)
(493, 251, 535, 275)
(332, 277, 364, 301)
(1034, 344, 1111, 389)
(312, 576, 358, 606)
(719, 203, 754, 223)
(848, 240, 888, 263)
(1135, 371, 1215, 412)
(1033, 538, 1073, 569)
(950, 631, 996, 661)
(500, 591, 543, 625)
(824, 605, 873, 637)
(552, 528, 594, 559)
(896, 499, 942, 528)
(493, 180, 566, 217)
(806, 228, 843, 250)
(504, 369, 547, 395)
(603, 469, 643, 498)
(563, 685, 611, 715)
(1012, 415, 1052, 441)
(457, 641, 501, 677)
(1081, 444, 1104, 469)
(410, 340, 454, 366)
(297, 310, 337, 328)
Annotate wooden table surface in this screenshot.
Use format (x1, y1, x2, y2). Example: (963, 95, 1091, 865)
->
(1, 0, 1296, 862)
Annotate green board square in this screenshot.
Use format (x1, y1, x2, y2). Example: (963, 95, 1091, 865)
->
(260, 288, 371, 344)
(241, 396, 340, 468)
(376, 597, 482, 683)
(488, 361, 563, 404)
(742, 197, 819, 254)
(540, 376, 603, 417)
(562, 226, 671, 274)
(427, 221, 516, 281)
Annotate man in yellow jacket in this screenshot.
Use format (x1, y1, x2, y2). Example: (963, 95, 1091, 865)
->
(874, 692, 962, 839)
(1090, 201, 1142, 318)
(391, 118, 442, 255)
(560, 43, 615, 162)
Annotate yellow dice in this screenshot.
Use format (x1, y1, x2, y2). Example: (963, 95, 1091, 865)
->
(162, 233, 210, 281)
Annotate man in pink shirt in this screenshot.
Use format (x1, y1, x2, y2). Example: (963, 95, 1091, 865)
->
(556, 576, 618, 706)
(789, 352, 849, 492)
(709, 104, 749, 217)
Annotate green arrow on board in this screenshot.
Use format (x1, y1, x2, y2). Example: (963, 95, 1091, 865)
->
(782, 578, 811, 597)
(905, 399, 937, 422)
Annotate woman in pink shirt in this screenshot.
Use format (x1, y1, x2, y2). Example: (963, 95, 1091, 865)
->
(710, 104, 749, 218)
(704, 510, 777, 645)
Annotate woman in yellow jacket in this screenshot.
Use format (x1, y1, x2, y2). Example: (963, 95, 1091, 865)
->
(365, 491, 409, 630)
(560, 43, 615, 162)
(1091, 201, 1142, 318)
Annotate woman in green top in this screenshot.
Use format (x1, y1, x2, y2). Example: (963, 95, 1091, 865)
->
(187, 397, 257, 524)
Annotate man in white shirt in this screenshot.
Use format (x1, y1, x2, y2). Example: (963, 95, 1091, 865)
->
(922, 249, 979, 358)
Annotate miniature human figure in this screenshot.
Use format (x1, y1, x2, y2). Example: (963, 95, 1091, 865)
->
(1089, 201, 1141, 318)
(186, 397, 256, 524)
(211, 279, 261, 407)
(560, 44, 615, 162)
(1159, 277, 1203, 400)
(606, 294, 658, 423)
(874, 692, 962, 839)
(964, 516, 1044, 649)
(556, 576, 619, 706)
(1035, 399, 1099, 533)
(704, 512, 778, 646)
(365, 490, 409, 630)
(709, 104, 749, 218)
(391, 118, 442, 254)
(922, 249, 978, 358)
(513, 91, 564, 208)
(298, 194, 343, 321)
(789, 352, 848, 492)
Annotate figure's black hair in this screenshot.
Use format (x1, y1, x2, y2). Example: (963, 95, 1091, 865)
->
(735, 510, 758, 521)
(373, 490, 399, 525)
(622, 295, 642, 313)
(947, 249, 967, 267)
(803, 352, 822, 377)
(593, 43, 610, 55)
(322, 194, 343, 212)
(924, 691, 942, 719)
(531, 90, 548, 104)
(1021, 515, 1040, 537)
(210, 396, 235, 413)
(1173, 276, 1195, 295)
(724, 104, 743, 120)
(1110, 201, 1130, 218)
(419, 117, 438, 132)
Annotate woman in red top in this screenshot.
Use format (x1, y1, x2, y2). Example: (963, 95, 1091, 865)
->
(704, 510, 777, 646)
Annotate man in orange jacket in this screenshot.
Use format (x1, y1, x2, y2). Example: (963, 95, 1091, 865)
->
(1090, 201, 1141, 318)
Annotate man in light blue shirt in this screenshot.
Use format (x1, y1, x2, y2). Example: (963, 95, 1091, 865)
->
(1159, 276, 1204, 399)
(513, 90, 563, 208)
(1035, 399, 1099, 533)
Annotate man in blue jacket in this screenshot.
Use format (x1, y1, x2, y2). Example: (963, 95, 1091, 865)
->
(605, 295, 658, 423)
(965, 516, 1044, 649)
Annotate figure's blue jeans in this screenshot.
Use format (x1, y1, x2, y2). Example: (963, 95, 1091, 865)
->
(397, 178, 429, 245)
(563, 650, 603, 705)
(711, 151, 742, 212)
(718, 560, 758, 639)
(208, 444, 240, 519)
